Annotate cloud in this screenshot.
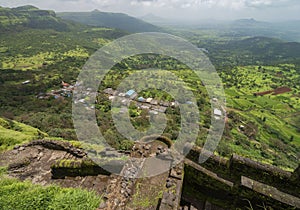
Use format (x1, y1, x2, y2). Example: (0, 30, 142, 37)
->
(0, 0, 299, 21)
(1, 0, 299, 10)
(128, 0, 300, 10)
(245, 0, 290, 8)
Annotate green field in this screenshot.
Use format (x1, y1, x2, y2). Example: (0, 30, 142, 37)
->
(218, 65, 300, 169)
(0, 176, 101, 210)
(0, 117, 48, 151)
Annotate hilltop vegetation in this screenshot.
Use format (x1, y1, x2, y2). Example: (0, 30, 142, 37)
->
(95, 61, 300, 169)
(0, 5, 299, 171)
(174, 28, 300, 69)
(0, 6, 126, 140)
(220, 65, 300, 169)
(0, 117, 47, 151)
(0, 5, 83, 32)
(0, 176, 101, 210)
(58, 10, 162, 33)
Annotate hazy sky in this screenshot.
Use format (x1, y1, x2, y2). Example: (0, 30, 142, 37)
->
(1, 0, 300, 21)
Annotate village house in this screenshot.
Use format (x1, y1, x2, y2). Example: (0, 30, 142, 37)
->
(149, 110, 159, 115)
(22, 80, 31, 85)
(109, 96, 115, 101)
(150, 99, 158, 105)
(146, 98, 153, 103)
(126, 90, 138, 99)
(170, 101, 179, 108)
(141, 105, 150, 110)
(214, 108, 222, 120)
(62, 81, 70, 87)
(118, 92, 125, 97)
(138, 97, 146, 102)
(160, 101, 170, 107)
(104, 88, 115, 95)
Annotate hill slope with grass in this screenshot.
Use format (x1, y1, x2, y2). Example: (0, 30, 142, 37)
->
(0, 176, 100, 210)
(57, 10, 162, 33)
(0, 5, 84, 32)
(0, 117, 48, 151)
(0, 6, 127, 141)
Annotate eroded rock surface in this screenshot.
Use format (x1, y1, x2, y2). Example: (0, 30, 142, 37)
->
(0, 140, 112, 195)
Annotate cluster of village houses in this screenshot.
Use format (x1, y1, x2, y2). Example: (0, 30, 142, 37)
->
(36, 81, 75, 100)
(34, 80, 224, 119)
(104, 88, 224, 119)
(103, 88, 175, 115)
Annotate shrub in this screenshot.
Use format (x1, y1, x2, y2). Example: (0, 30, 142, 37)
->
(0, 177, 101, 210)
(140, 134, 173, 148)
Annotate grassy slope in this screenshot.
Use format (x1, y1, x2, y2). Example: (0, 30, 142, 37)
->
(0, 6, 127, 140)
(0, 5, 85, 32)
(0, 117, 101, 209)
(219, 64, 300, 169)
(0, 117, 48, 151)
(0, 175, 100, 210)
(0, 118, 102, 210)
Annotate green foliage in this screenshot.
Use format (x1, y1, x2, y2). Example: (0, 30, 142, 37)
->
(0, 117, 47, 151)
(0, 5, 83, 32)
(1, 5, 300, 171)
(119, 140, 134, 151)
(52, 158, 98, 169)
(218, 65, 300, 169)
(0, 8, 126, 140)
(0, 177, 101, 210)
(294, 116, 300, 133)
(0, 167, 7, 176)
(58, 10, 161, 33)
(130, 182, 164, 209)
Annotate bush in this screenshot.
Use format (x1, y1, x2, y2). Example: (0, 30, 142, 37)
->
(0, 177, 101, 210)
(140, 134, 173, 148)
(119, 140, 134, 151)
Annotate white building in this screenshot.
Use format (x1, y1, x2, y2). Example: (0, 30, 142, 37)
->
(214, 109, 222, 120)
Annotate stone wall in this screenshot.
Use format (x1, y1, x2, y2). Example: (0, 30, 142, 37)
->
(17, 140, 113, 179)
(51, 158, 111, 179)
(159, 162, 184, 210)
(25, 139, 86, 157)
(182, 146, 300, 209)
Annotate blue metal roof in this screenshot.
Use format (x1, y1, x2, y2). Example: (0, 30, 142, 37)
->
(126, 90, 136, 96)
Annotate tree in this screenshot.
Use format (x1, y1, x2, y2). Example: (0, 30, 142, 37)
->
(295, 116, 300, 132)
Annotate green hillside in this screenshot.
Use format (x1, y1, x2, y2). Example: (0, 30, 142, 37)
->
(220, 65, 300, 169)
(230, 19, 300, 42)
(226, 37, 300, 60)
(0, 6, 127, 141)
(0, 5, 299, 170)
(0, 5, 84, 32)
(0, 117, 47, 151)
(0, 176, 100, 210)
(57, 10, 162, 33)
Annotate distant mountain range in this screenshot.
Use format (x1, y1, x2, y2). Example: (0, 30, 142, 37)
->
(57, 10, 162, 33)
(139, 16, 300, 42)
(229, 19, 300, 42)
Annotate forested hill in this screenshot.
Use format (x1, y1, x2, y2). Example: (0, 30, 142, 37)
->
(0, 5, 84, 32)
(197, 36, 300, 68)
(57, 10, 162, 33)
(227, 37, 300, 60)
